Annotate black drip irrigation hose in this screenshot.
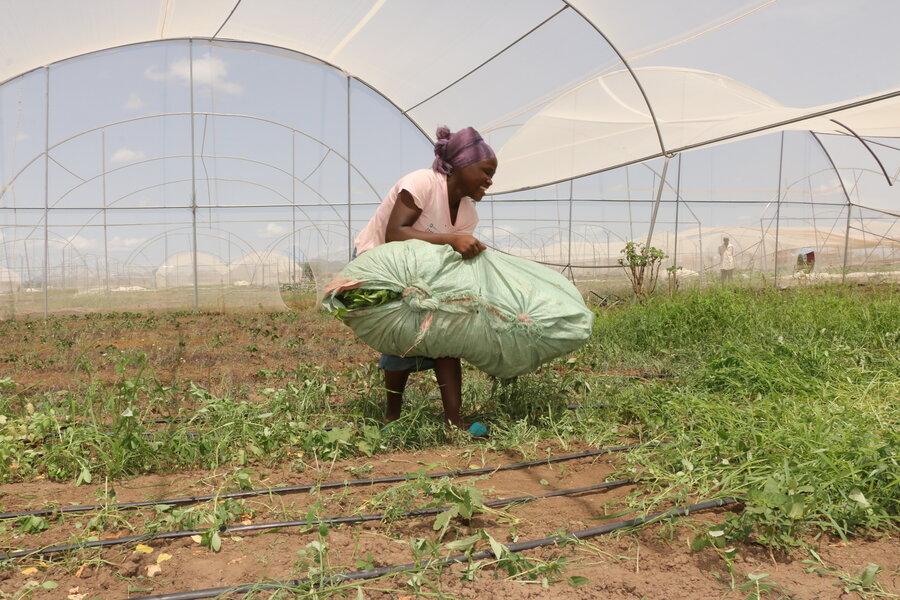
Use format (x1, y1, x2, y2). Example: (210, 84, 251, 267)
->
(129, 497, 743, 600)
(0, 479, 635, 560)
(45, 419, 341, 443)
(0, 443, 650, 520)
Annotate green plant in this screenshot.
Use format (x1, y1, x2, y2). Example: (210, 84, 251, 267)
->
(228, 467, 255, 491)
(690, 523, 741, 587)
(366, 473, 491, 532)
(735, 573, 788, 600)
(1, 282, 896, 593)
(408, 536, 441, 564)
(18, 515, 50, 534)
(837, 562, 884, 595)
(447, 530, 568, 583)
(196, 497, 246, 552)
(0, 580, 62, 599)
(146, 503, 203, 533)
(330, 288, 400, 320)
(667, 264, 682, 295)
(617, 241, 668, 301)
(803, 556, 889, 598)
(428, 478, 487, 539)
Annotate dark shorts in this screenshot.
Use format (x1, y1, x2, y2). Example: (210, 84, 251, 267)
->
(378, 354, 436, 372)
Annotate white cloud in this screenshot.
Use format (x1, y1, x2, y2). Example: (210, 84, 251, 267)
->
(145, 56, 243, 95)
(66, 235, 98, 251)
(107, 236, 147, 252)
(110, 148, 146, 164)
(125, 92, 144, 110)
(258, 223, 289, 239)
(145, 65, 165, 82)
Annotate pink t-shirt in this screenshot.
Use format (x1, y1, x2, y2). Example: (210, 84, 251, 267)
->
(354, 168, 479, 254)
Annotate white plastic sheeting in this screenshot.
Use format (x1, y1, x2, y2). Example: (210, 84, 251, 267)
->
(498, 67, 900, 191)
(2, 1, 899, 194)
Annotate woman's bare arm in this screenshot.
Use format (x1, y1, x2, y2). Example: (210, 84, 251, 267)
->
(385, 190, 485, 259)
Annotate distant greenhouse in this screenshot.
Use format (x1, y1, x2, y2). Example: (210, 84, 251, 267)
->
(228, 252, 301, 288)
(155, 252, 228, 289)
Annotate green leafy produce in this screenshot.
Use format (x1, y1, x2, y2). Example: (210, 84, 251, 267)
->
(340, 288, 400, 309)
(332, 288, 400, 320)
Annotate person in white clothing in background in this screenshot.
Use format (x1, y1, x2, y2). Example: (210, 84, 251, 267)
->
(718, 236, 735, 282)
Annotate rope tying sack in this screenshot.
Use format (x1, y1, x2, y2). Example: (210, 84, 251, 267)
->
(401, 284, 440, 312)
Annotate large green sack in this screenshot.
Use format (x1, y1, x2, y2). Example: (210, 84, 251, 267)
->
(322, 240, 594, 379)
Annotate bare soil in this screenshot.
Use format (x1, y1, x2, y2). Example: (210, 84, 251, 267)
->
(0, 306, 897, 599)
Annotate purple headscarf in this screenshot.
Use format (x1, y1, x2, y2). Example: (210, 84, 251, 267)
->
(432, 126, 495, 175)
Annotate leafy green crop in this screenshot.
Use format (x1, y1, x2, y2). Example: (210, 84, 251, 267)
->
(331, 288, 400, 320)
(340, 288, 400, 309)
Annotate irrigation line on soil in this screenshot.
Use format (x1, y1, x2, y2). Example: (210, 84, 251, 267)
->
(56, 420, 342, 441)
(129, 497, 742, 600)
(0, 479, 635, 559)
(0, 444, 650, 520)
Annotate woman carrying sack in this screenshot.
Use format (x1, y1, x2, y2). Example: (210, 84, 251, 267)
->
(353, 125, 497, 433)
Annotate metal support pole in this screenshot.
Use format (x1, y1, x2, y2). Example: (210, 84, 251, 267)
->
(673, 154, 681, 270)
(697, 225, 704, 277)
(626, 167, 634, 241)
(773, 132, 785, 286)
(842, 203, 852, 283)
(346, 76, 352, 261)
(102, 129, 110, 292)
(163, 231, 168, 289)
(42, 67, 50, 317)
(808, 174, 820, 256)
(809, 132, 855, 283)
(489, 186, 495, 249)
(189, 40, 199, 308)
(759, 218, 767, 273)
(644, 155, 670, 250)
(606, 231, 610, 268)
(291, 131, 296, 282)
(567, 179, 574, 281)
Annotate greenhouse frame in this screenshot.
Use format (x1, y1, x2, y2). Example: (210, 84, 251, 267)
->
(1, 1, 898, 315)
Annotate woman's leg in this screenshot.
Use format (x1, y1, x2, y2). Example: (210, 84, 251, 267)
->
(434, 357, 463, 428)
(383, 369, 411, 422)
